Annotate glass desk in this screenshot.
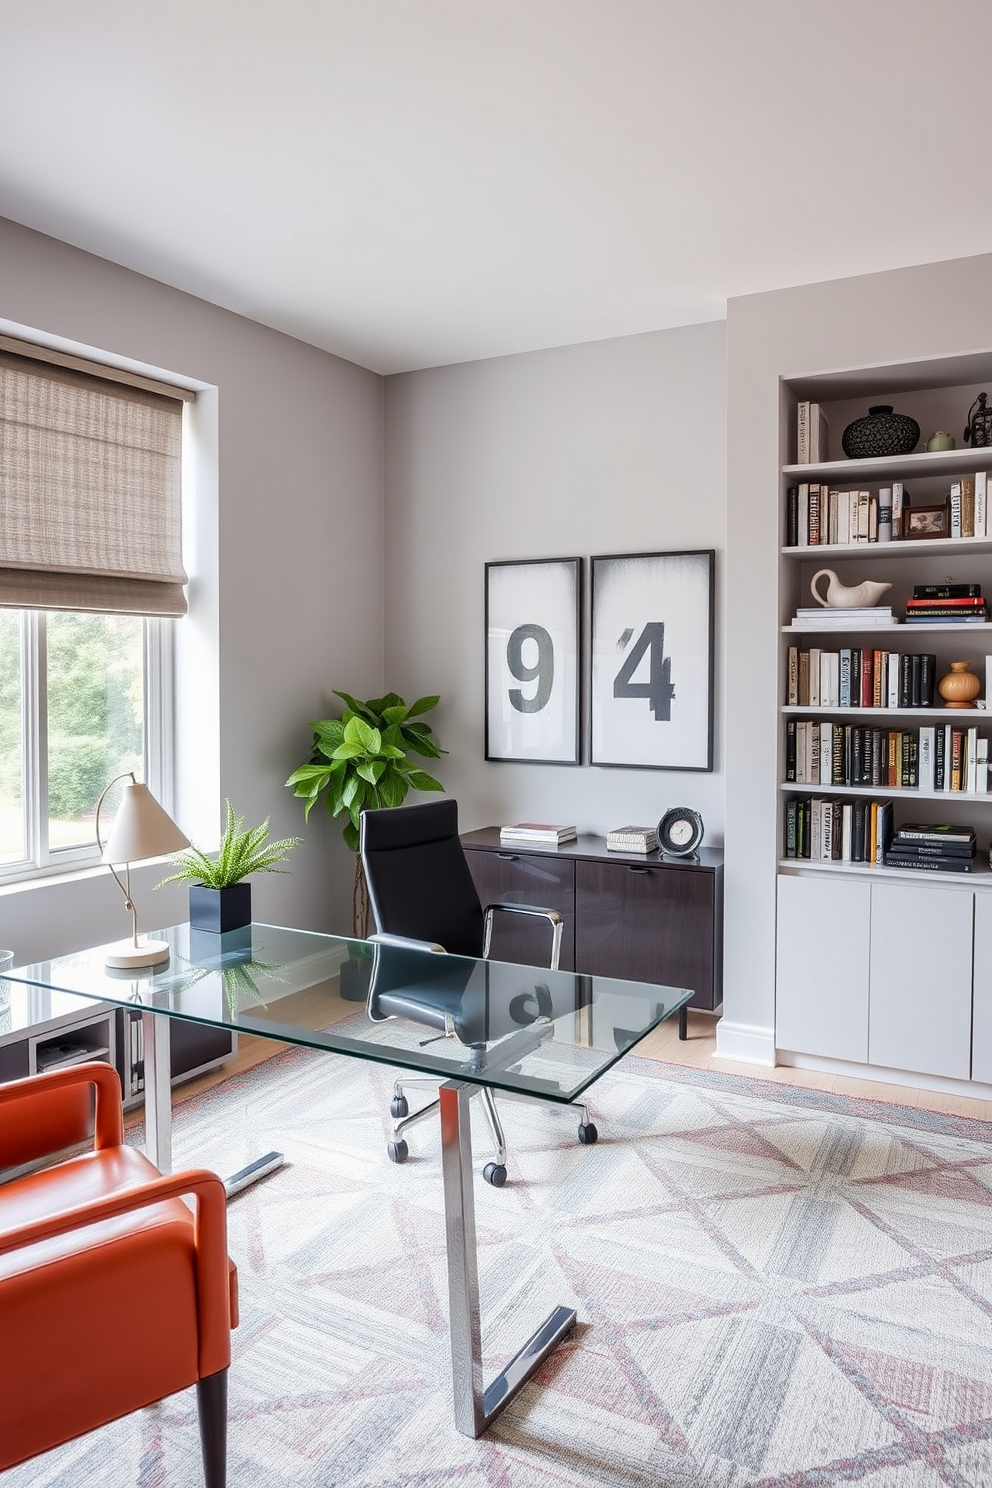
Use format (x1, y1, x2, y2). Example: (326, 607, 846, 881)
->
(4, 922, 693, 1438)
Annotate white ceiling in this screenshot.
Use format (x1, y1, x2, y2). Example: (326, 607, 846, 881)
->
(2, 0, 990, 375)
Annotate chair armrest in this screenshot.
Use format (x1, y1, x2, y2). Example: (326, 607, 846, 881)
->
(368, 932, 447, 954)
(0, 1167, 233, 1375)
(0, 1061, 124, 1153)
(483, 903, 564, 971)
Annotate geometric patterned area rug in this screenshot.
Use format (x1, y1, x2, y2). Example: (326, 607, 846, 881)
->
(7, 1045, 992, 1488)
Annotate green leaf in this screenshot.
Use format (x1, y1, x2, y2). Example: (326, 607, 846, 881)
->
(406, 769, 444, 792)
(356, 759, 385, 785)
(380, 705, 409, 725)
(331, 740, 366, 760)
(377, 772, 408, 808)
(407, 694, 440, 717)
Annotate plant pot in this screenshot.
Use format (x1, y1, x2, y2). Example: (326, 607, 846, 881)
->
(189, 882, 252, 933)
(339, 957, 371, 1002)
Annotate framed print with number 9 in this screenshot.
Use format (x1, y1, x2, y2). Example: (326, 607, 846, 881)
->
(590, 550, 714, 771)
(485, 557, 581, 764)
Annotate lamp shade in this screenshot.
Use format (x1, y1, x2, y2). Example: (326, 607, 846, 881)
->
(102, 781, 189, 865)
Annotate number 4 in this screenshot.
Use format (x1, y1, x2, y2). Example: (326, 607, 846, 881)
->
(613, 622, 674, 721)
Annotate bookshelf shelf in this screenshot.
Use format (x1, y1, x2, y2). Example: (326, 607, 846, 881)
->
(781, 704, 983, 720)
(778, 857, 992, 886)
(782, 623, 992, 635)
(780, 781, 989, 803)
(783, 447, 992, 482)
(783, 535, 992, 559)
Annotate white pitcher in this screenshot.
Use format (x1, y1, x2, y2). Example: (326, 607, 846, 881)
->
(810, 569, 892, 609)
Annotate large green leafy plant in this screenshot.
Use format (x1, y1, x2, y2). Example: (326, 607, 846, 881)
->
(285, 690, 445, 934)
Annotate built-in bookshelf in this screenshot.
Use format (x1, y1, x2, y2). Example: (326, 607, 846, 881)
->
(779, 370, 992, 886)
(776, 357, 992, 1086)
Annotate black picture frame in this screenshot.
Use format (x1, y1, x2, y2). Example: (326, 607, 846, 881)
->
(589, 549, 715, 771)
(485, 557, 582, 764)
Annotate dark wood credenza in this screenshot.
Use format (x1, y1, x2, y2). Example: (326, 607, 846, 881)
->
(461, 829, 723, 1017)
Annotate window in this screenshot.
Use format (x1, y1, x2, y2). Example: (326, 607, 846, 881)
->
(0, 610, 173, 880)
(0, 337, 190, 883)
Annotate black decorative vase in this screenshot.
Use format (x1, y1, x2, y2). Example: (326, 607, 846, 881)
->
(189, 882, 252, 933)
(841, 405, 920, 459)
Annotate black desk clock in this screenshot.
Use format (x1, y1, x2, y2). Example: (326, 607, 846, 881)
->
(657, 807, 704, 859)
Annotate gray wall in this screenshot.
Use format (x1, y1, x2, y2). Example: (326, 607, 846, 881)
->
(0, 217, 384, 958)
(724, 251, 992, 1061)
(383, 322, 727, 844)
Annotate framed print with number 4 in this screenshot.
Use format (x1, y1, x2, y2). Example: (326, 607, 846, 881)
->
(485, 557, 581, 764)
(590, 549, 714, 771)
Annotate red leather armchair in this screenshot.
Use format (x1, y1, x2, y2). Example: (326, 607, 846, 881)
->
(0, 1061, 238, 1486)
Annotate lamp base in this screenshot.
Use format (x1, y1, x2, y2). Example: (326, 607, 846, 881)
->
(104, 938, 171, 970)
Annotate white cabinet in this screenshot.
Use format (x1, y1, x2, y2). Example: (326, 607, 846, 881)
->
(973, 896, 992, 1083)
(776, 874, 870, 1062)
(868, 882, 973, 1080)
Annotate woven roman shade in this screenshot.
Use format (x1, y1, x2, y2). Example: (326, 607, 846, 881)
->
(0, 350, 188, 616)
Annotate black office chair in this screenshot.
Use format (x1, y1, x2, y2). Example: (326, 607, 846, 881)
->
(359, 799, 598, 1186)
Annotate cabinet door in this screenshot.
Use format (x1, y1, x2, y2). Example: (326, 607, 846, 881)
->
(776, 875, 870, 1062)
(869, 882, 972, 1080)
(973, 895, 992, 1084)
(573, 860, 716, 1007)
(463, 848, 575, 970)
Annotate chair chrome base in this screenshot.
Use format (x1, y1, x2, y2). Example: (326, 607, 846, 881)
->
(440, 1079, 575, 1436)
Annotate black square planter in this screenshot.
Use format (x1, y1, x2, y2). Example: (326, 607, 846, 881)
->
(188, 882, 252, 933)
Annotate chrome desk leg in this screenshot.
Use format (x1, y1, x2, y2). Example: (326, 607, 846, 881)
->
(439, 1080, 576, 1438)
(142, 1010, 173, 1174)
(140, 1011, 283, 1195)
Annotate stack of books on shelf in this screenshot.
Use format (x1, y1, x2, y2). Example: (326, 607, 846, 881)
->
(903, 583, 988, 625)
(883, 823, 977, 874)
(499, 822, 577, 846)
(606, 824, 659, 853)
(787, 645, 936, 708)
(789, 605, 895, 630)
(786, 721, 989, 792)
(949, 477, 988, 539)
(785, 796, 893, 863)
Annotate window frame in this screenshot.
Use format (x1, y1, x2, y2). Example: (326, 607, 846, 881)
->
(1, 610, 175, 885)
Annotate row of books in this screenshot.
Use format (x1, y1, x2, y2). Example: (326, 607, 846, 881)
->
(786, 721, 991, 793)
(795, 401, 830, 465)
(784, 801, 979, 872)
(786, 483, 907, 546)
(785, 476, 992, 547)
(785, 796, 892, 862)
(786, 646, 937, 709)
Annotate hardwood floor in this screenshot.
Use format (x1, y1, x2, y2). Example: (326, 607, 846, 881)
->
(167, 998, 992, 1123)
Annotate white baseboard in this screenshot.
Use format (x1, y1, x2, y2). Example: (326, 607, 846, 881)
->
(713, 1020, 776, 1066)
(777, 1049, 992, 1103)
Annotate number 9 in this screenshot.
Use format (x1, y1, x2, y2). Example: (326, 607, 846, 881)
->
(507, 624, 554, 713)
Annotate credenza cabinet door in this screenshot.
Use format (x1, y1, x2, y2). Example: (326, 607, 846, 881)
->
(574, 860, 717, 1009)
(776, 874, 870, 1062)
(969, 895, 992, 1083)
(462, 848, 575, 970)
(868, 882, 972, 1081)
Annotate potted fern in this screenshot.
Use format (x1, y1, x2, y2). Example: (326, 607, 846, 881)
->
(158, 800, 302, 932)
(285, 689, 445, 936)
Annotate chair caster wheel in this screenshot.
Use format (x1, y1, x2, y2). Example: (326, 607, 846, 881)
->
(390, 1096, 409, 1119)
(387, 1139, 409, 1164)
(578, 1122, 598, 1145)
(483, 1162, 507, 1188)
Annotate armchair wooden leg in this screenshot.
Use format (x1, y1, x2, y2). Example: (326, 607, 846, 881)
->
(196, 1368, 228, 1488)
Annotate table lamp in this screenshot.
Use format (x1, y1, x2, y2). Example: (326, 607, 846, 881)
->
(95, 772, 190, 969)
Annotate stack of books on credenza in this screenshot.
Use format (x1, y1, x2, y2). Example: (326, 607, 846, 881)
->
(883, 822, 977, 873)
(499, 822, 578, 847)
(606, 825, 659, 853)
(904, 584, 988, 625)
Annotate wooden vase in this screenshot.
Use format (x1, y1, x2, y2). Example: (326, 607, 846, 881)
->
(936, 661, 981, 708)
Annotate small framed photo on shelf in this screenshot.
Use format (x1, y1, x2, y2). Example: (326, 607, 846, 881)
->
(903, 504, 949, 539)
(485, 557, 581, 764)
(590, 549, 714, 771)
